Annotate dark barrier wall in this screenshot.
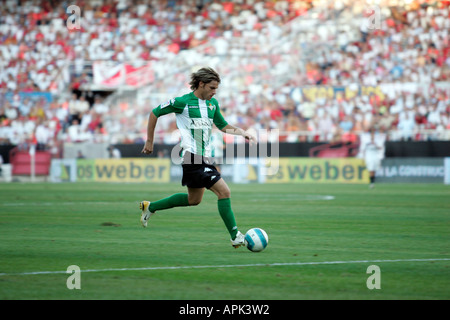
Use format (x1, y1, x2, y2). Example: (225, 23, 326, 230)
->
(112, 142, 450, 159)
(1, 141, 450, 163)
(0, 145, 16, 163)
(384, 141, 450, 157)
(113, 142, 322, 158)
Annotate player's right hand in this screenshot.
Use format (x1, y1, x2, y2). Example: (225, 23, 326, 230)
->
(141, 141, 153, 154)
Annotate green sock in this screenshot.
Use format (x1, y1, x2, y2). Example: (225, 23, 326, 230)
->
(149, 193, 189, 212)
(218, 198, 238, 239)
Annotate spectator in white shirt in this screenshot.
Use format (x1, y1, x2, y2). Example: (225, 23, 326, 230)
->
(397, 111, 416, 141)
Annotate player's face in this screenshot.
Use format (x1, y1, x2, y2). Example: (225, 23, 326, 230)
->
(199, 81, 219, 100)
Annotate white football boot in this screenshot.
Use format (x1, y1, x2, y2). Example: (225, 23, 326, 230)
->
(231, 231, 246, 248)
(139, 201, 153, 227)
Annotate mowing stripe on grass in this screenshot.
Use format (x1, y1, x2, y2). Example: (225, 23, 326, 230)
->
(0, 258, 448, 276)
(0, 195, 336, 207)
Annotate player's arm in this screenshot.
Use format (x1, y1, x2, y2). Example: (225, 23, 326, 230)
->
(213, 100, 256, 144)
(141, 111, 158, 154)
(220, 124, 257, 144)
(142, 98, 181, 155)
(362, 143, 368, 159)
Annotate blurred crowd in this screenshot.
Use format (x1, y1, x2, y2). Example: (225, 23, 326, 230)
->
(0, 0, 449, 151)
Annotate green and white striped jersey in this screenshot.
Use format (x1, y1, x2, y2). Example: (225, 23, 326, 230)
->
(152, 91, 228, 157)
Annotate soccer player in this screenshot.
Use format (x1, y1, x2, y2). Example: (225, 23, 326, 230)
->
(363, 130, 384, 189)
(140, 67, 256, 248)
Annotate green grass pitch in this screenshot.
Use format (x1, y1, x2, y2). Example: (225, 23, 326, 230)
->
(0, 182, 449, 300)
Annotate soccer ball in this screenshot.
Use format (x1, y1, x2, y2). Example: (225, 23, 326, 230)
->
(244, 228, 269, 252)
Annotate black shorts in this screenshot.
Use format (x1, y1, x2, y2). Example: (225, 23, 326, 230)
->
(181, 152, 221, 189)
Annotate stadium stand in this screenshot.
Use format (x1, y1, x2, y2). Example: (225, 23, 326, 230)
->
(0, 0, 449, 155)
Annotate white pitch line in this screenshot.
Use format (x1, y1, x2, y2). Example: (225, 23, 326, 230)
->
(250, 195, 335, 202)
(0, 258, 448, 276)
(0, 202, 118, 206)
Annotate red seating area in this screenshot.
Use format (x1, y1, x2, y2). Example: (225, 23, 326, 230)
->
(9, 147, 52, 175)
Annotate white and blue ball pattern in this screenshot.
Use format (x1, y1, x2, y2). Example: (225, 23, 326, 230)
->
(244, 228, 269, 252)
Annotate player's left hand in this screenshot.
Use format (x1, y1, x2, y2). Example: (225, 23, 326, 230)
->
(244, 132, 257, 145)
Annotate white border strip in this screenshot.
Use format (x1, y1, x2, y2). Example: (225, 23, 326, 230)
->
(1, 258, 448, 276)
